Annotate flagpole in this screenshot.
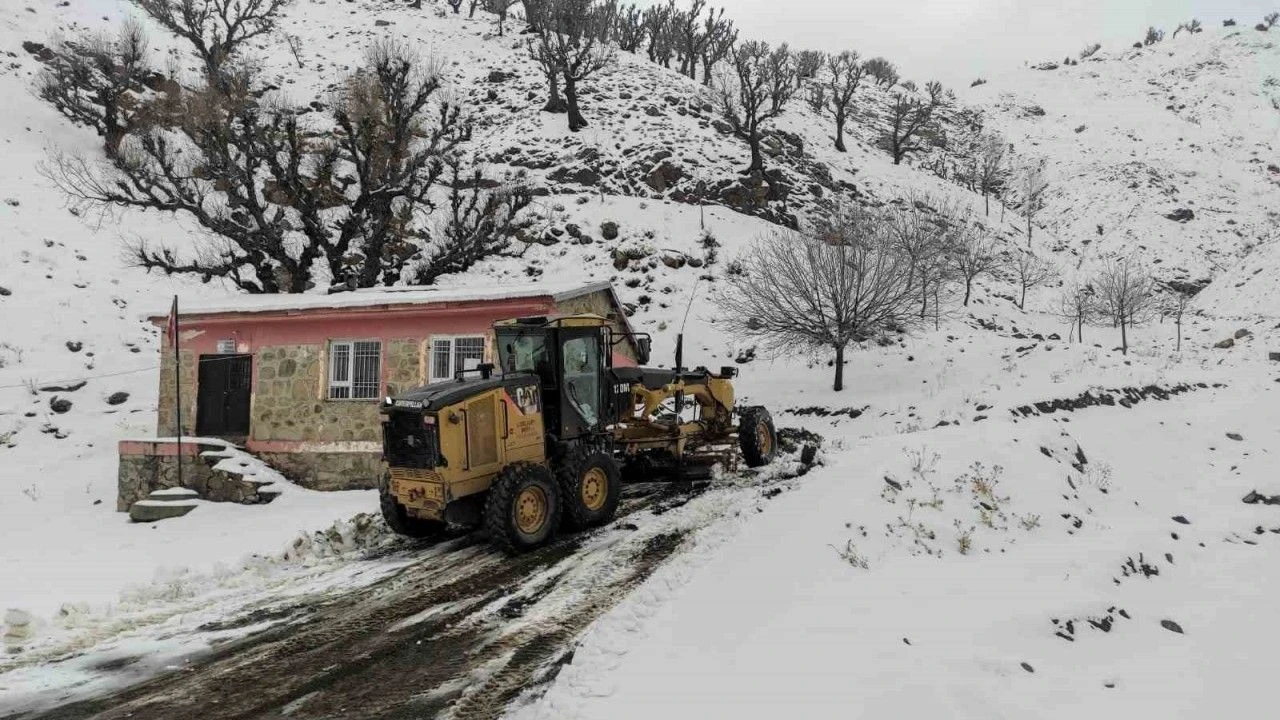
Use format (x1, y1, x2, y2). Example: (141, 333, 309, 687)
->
(173, 295, 183, 490)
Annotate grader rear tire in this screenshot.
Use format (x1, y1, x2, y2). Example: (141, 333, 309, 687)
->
(557, 447, 622, 530)
(484, 462, 562, 554)
(379, 472, 446, 539)
(738, 406, 778, 468)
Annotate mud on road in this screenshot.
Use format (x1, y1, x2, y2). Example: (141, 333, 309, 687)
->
(10, 481, 728, 720)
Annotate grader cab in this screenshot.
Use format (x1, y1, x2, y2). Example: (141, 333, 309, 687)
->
(379, 314, 777, 553)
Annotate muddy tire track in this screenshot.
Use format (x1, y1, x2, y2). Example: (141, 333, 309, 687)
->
(11, 483, 709, 720)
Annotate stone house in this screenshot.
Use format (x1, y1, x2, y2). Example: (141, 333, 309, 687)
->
(129, 282, 639, 494)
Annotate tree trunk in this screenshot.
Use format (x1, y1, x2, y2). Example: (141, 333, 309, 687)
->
(746, 134, 764, 177)
(833, 343, 845, 391)
(1026, 216, 1033, 246)
(984, 191, 990, 217)
(963, 278, 972, 306)
(1176, 317, 1182, 352)
(1120, 318, 1128, 355)
(542, 70, 567, 114)
(1019, 283, 1027, 309)
(834, 116, 847, 152)
(564, 74, 587, 131)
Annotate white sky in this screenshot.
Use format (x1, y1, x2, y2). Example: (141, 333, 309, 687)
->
(638, 0, 1279, 88)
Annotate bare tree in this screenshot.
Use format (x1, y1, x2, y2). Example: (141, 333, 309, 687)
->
(1079, 42, 1102, 59)
(529, 0, 616, 131)
(825, 50, 866, 152)
(672, 0, 706, 79)
(130, 0, 290, 78)
(1057, 280, 1096, 342)
(717, 208, 917, 391)
(1020, 159, 1049, 245)
(714, 40, 796, 189)
(36, 21, 162, 158)
(794, 49, 824, 88)
(642, 0, 677, 66)
(485, 0, 521, 35)
(1011, 249, 1055, 309)
(949, 220, 1001, 307)
(412, 157, 533, 284)
(698, 8, 736, 85)
(1143, 26, 1164, 45)
(863, 56, 898, 87)
(975, 132, 1009, 216)
(1268, 12, 1280, 29)
(614, 3, 647, 52)
(879, 80, 948, 165)
(46, 43, 477, 292)
(1163, 289, 1194, 352)
(447, 0, 464, 12)
(1093, 255, 1158, 355)
(886, 194, 958, 321)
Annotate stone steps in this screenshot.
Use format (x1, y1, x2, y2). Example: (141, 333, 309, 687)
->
(129, 487, 199, 523)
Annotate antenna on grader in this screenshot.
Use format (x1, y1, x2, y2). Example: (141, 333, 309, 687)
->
(674, 275, 701, 373)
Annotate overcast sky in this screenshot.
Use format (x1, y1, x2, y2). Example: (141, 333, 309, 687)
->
(638, 0, 1279, 88)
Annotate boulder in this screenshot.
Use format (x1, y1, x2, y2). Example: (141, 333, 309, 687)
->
(1234, 328, 1252, 339)
(600, 220, 620, 240)
(1165, 208, 1195, 223)
(1269, 351, 1280, 362)
(1214, 337, 1234, 349)
(130, 499, 197, 522)
(49, 397, 72, 414)
(546, 166, 601, 187)
(106, 391, 130, 406)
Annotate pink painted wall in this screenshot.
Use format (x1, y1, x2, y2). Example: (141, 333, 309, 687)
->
(162, 297, 558, 356)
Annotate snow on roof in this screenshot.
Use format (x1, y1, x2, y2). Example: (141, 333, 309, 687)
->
(144, 281, 616, 320)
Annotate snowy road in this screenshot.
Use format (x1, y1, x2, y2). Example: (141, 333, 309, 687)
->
(2, 461, 811, 720)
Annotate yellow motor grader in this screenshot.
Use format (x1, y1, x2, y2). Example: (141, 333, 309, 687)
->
(378, 314, 777, 553)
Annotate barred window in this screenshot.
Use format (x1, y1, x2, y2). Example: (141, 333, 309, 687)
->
(329, 340, 381, 400)
(429, 336, 487, 383)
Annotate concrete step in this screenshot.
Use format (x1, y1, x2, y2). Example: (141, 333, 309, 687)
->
(129, 499, 197, 523)
(148, 487, 200, 501)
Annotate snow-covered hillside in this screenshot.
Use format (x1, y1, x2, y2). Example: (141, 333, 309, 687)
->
(2, 0, 1279, 717)
(967, 24, 1280, 317)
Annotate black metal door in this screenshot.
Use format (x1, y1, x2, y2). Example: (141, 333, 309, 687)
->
(196, 355, 252, 438)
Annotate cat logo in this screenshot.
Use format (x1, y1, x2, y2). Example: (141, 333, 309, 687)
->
(513, 385, 540, 415)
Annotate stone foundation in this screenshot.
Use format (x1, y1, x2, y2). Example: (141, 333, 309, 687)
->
(257, 451, 384, 491)
(117, 440, 276, 511)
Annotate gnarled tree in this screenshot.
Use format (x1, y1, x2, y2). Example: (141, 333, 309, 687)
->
(863, 56, 898, 87)
(529, 0, 616, 131)
(714, 40, 796, 192)
(36, 21, 163, 158)
(46, 43, 487, 292)
(879, 80, 948, 165)
(825, 50, 866, 152)
(130, 0, 290, 78)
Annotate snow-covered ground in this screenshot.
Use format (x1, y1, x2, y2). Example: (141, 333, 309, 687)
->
(2, 0, 1279, 716)
(517, 374, 1280, 719)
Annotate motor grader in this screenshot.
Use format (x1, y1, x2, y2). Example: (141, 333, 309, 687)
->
(378, 314, 778, 553)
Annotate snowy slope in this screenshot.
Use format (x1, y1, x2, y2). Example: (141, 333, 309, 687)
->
(966, 25, 1280, 316)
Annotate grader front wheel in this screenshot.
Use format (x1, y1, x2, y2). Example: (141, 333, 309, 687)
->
(484, 462, 562, 554)
(738, 407, 778, 468)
